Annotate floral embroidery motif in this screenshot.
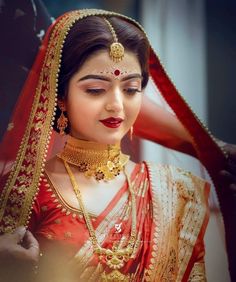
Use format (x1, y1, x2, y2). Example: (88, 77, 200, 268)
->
(161, 248, 177, 282)
(46, 233, 54, 240)
(54, 219, 61, 224)
(41, 206, 48, 212)
(64, 232, 72, 238)
(7, 122, 14, 131)
(188, 262, 206, 282)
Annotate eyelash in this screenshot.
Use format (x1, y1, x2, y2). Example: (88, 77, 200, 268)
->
(85, 88, 141, 96)
(124, 88, 142, 95)
(85, 89, 105, 95)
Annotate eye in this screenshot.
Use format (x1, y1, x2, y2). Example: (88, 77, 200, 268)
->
(124, 88, 142, 95)
(85, 88, 105, 95)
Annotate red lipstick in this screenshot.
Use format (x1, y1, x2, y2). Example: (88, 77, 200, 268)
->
(99, 117, 123, 128)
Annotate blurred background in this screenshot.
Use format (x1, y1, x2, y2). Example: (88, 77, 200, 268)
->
(0, 0, 235, 281)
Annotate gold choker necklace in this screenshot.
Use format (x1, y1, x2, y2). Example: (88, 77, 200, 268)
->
(57, 136, 130, 181)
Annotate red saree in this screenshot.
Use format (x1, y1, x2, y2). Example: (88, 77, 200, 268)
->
(0, 8, 221, 282)
(0, 9, 223, 232)
(29, 162, 209, 281)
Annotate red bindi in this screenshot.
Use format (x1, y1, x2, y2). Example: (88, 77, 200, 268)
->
(114, 69, 120, 76)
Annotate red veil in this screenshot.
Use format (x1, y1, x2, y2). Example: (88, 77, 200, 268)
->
(0, 9, 226, 233)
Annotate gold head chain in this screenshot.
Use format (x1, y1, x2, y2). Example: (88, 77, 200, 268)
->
(103, 17, 125, 63)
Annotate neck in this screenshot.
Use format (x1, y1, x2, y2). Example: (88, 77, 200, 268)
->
(67, 135, 121, 151)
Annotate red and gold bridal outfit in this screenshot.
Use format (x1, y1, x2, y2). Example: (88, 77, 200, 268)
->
(0, 8, 225, 282)
(29, 161, 209, 281)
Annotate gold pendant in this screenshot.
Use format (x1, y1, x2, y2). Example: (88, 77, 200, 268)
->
(95, 245, 132, 270)
(110, 42, 125, 63)
(101, 269, 130, 282)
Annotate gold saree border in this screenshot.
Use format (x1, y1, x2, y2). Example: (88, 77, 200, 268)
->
(144, 163, 209, 282)
(188, 262, 207, 282)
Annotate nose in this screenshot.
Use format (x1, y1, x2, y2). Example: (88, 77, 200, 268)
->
(105, 87, 124, 113)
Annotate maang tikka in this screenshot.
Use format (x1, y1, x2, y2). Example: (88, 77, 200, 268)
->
(103, 17, 124, 63)
(57, 101, 68, 135)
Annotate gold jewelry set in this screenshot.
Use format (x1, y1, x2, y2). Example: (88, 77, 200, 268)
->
(64, 159, 136, 281)
(57, 18, 136, 281)
(58, 136, 136, 281)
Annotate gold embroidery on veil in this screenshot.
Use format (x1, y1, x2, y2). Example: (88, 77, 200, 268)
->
(0, 8, 148, 232)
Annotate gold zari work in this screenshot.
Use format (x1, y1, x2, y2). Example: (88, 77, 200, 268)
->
(144, 163, 208, 281)
(188, 262, 207, 282)
(58, 136, 129, 181)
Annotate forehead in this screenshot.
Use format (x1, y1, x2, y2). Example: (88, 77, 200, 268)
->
(75, 50, 142, 78)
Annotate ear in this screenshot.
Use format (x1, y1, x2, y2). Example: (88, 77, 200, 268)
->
(57, 100, 66, 111)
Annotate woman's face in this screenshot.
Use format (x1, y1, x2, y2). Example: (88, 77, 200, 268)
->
(63, 50, 143, 144)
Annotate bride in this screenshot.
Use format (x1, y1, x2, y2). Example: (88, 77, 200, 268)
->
(0, 9, 227, 281)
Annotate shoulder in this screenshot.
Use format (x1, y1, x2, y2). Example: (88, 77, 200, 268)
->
(145, 162, 210, 202)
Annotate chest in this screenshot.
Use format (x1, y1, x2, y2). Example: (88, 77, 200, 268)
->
(46, 172, 128, 216)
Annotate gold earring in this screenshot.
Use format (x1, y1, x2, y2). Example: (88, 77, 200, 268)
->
(57, 103, 68, 135)
(129, 126, 133, 141)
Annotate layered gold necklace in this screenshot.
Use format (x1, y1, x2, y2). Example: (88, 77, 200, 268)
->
(58, 136, 130, 181)
(61, 137, 137, 281)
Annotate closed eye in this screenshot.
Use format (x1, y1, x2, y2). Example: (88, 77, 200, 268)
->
(124, 88, 142, 95)
(85, 89, 105, 95)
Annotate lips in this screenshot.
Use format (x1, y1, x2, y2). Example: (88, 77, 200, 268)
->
(99, 117, 124, 128)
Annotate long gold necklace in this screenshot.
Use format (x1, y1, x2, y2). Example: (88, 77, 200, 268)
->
(64, 160, 137, 281)
(58, 136, 129, 181)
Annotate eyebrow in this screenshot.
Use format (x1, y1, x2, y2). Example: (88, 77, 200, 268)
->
(78, 73, 142, 82)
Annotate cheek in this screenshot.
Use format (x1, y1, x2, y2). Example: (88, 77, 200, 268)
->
(126, 96, 142, 120)
(66, 97, 101, 124)
(68, 106, 93, 123)
(66, 98, 82, 123)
